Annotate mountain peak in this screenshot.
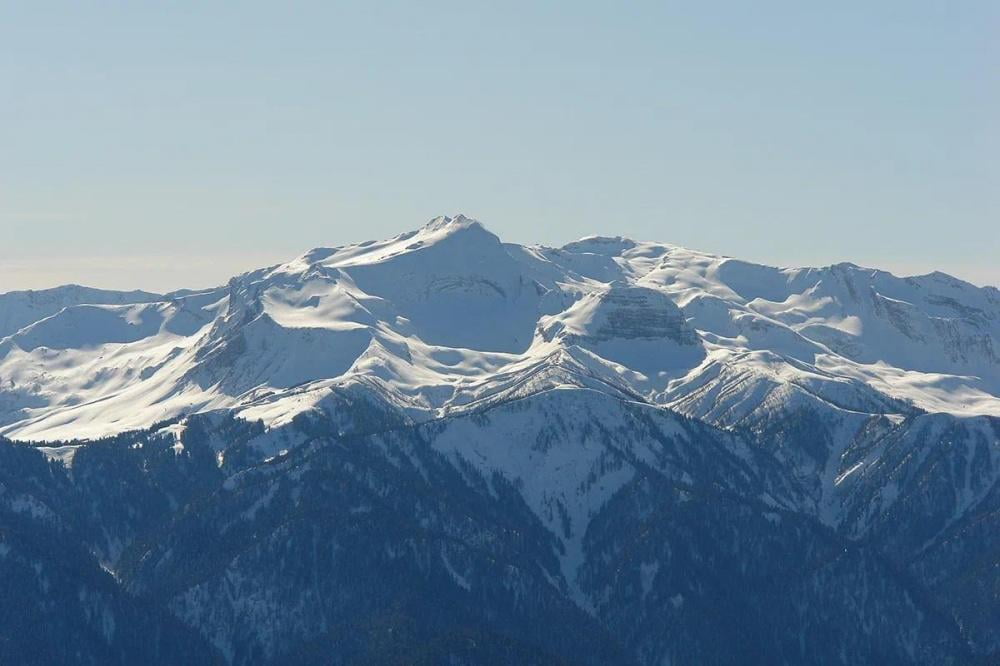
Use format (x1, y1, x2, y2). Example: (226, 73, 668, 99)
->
(422, 213, 484, 234)
(561, 235, 638, 255)
(408, 213, 501, 250)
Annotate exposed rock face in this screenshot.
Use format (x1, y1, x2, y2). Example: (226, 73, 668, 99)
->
(543, 284, 699, 344)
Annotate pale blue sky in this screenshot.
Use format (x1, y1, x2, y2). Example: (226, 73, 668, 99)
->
(2, 1, 997, 291)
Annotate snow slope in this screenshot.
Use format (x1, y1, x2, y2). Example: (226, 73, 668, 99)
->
(0, 285, 161, 339)
(1, 214, 998, 443)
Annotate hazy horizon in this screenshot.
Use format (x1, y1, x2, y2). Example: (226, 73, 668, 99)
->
(3, 2, 997, 291)
(2, 212, 998, 295)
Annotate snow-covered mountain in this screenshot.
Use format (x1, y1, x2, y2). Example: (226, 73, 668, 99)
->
(2, 214, 997, 442)
(1, 215, 998, 664)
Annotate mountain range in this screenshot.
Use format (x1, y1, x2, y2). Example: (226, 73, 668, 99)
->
(1, 215, 997, 664)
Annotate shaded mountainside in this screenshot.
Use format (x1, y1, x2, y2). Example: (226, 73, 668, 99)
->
(1, 389, 997, 664)
(1, 215, 999, 663)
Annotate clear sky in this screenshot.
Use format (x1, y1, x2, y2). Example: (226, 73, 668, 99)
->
(2, 1, 997, 292)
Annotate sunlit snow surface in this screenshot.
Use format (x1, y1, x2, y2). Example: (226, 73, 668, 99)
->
(1, 214, 998, 442)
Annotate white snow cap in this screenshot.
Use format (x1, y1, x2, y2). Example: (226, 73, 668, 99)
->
(0, 214, 997, 441)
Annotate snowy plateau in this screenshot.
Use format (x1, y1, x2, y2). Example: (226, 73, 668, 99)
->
(1, 214, 998, 665)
